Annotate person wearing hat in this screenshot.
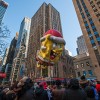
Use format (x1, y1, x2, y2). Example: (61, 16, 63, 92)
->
(15, 76, 35, 100)
(35, 81, 51, 100)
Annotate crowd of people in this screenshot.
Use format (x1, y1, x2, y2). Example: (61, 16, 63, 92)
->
(0, 75, 100, 100)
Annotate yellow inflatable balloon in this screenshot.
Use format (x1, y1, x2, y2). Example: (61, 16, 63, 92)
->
(36, 29, 66, 67)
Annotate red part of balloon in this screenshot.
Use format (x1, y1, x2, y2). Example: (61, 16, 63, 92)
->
(0, 73, 6, 78)
(44, 29, 63, 38)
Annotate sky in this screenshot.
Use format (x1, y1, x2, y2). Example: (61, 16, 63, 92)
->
(3, 0, 82, 56)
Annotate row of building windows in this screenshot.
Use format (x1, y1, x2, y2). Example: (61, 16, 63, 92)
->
(76, 62, 90, 69)
(79, 0, 100, 47)
(88, 0, 100, 21)
(77, 70, 93, 77)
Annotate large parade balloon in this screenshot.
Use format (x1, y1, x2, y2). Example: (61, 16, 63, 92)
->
(36, 29, 66, 68)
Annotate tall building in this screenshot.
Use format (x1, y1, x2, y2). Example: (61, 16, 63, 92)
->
(27, 3, 63, 78)
(1, 33, 18, 83)
(0, 0, 8, 25)
(73, 0, 100, 80)
(2, 63, 12, 83)
(1, 48, 9, 73)
(2, 48, 9, 66)
(77, 35, 88, 55)
(6, 33, 18, 65)
(15, 17, 31, 56)
(11, 17, 31, 81)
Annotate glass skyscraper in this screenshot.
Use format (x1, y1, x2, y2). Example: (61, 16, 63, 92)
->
(0, 0, 8, 25)
(11, 17, 31, 81)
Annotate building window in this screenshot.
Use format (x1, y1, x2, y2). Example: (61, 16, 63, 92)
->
(94, 9, 98, 12)
(96, 13, 100, 17)
(92, 43, 96, 47)
(93, 28, 97, 32)
(86, 11, 90, 15)
(96, 37, 100, 41)
(86, 26, 89, 29)
(89, 18, 92, 22)
(84, 21, 87, 24)
(90, 1, 93, 4)
(81, 13, 85, 18)
(83, 71, 86, 76)
(94, 31, 99, 35)
(85, 10, 88, 13)
(92, 26, 96, 29)
(76, 64, 79, 68)
(92, 5, 95, 8)
(88, 31, 92, 35)
(90, 36, 94, 40)
(86, 62, 90, 66)
(85, 23, 88, 27)
(87, 14, 90, 17)
(88, 70, 93, 76)
(87, 28, 91, 32)
(77, 72, 81, 77)
(91, 23, 94, 27)
(90, 40, 95, 44)
(98, 41, 100, 45)
(81, 63, 84, 67)
(95, 34, 99, 38)
(90, 20, 94, 24)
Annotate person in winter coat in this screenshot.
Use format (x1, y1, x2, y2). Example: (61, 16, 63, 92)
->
(0, 87, 9, 100)
(52, 80, 65, 100)
(35, 82, 49, 100)
(96, 81, 100, 98)
(79, 75, 89, 89)
(15, 76, 35, 100)
(62, 78, 87, 100)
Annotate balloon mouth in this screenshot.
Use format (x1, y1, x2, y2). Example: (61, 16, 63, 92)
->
(36, 55, 54, 65)
(50, 50, 57, 60)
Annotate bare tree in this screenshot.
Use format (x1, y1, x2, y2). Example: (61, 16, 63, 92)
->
(0, 23, 10, 58)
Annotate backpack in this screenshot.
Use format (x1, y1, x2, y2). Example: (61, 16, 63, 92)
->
(85, 86, 99, 100)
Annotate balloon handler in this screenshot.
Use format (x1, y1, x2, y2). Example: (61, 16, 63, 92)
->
(36, 29, 66, 69)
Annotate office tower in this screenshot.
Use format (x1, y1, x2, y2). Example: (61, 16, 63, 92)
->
(0, 0, 8, 25)
(12, 17, 31, 81)
(2, 48, 9, 66)
(1, 33, 18, 83)
(1, 47, 9, 74)
(6, 33, 18, 65)
(15, 17, 31, 56)
(73, 0, 100, 80)
(2, 63, 12, 83)
(27, 3, 63, 78)
(77, 35, 88, 55)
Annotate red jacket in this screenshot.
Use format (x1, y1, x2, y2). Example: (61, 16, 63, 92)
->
(96, 84, 100, 93)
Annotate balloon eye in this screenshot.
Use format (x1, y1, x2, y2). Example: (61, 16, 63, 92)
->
(53, 43, 57, 47)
